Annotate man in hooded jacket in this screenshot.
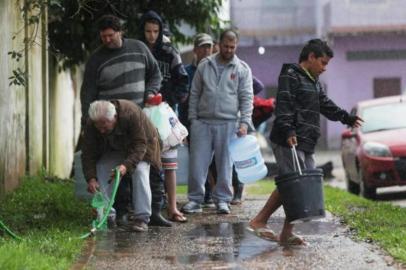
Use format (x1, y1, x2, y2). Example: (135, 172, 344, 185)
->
(139, 10, 189, 108)
(139, 10, 189, 223)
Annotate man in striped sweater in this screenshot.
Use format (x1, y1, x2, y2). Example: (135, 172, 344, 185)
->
(80, 15, 162, 124)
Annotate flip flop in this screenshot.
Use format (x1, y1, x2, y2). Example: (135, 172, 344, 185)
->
(280, 234, 306, 246)
(246, 225, 279, 242)
(168, 213, 188, 223)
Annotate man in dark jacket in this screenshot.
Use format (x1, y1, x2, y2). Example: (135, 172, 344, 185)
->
(82, 100, 162, 232)
(248, 39, 363, 245)
(139, 10, 189, 108)
(179, 33, 214, 129)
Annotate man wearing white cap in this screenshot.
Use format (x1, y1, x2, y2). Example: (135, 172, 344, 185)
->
(178, 33, 214, 129)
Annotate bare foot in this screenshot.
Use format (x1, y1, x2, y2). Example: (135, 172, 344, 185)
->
(247, 220, 279, 242)
(248, 220, 268, 230)
(168, 209, 187, 223)
(279, 233, 306, 246)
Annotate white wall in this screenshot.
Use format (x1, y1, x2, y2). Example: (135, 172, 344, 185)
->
(0, 0, 27, 195)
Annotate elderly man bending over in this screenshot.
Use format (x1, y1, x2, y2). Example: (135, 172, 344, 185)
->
(81, 99, 161, 232)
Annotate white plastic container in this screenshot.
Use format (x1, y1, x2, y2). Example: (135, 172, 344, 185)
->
(229, 135, 268, 184)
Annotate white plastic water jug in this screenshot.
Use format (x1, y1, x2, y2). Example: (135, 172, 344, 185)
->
(229, 134, 268, 184)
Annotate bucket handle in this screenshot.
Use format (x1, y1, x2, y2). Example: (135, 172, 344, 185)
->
(291, 145, 303, 175)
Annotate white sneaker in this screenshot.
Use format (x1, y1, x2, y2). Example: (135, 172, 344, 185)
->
(216, 202, 231, 214)
(181, 201, 203, 214)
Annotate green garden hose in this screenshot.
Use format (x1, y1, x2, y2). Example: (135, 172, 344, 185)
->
(0, 220, 22, 241)
(0, 168, 121, 240)
(79, 168, 120, 239)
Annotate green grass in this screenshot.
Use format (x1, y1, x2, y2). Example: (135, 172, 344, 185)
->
(0, 175, 93, 270)
(176, 184, 188, 195)
(3, 177, 405, 268)
(178, 179, 406, 264)
(245, 179, 276, 195)
(324, 185, 406, 263)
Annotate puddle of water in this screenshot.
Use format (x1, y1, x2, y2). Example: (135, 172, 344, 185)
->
(92, 219, 340, 267)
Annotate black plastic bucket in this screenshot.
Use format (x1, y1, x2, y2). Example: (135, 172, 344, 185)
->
(275, 169, 325, 224)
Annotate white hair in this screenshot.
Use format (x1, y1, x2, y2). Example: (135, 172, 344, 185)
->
(88, 100, 116, 121)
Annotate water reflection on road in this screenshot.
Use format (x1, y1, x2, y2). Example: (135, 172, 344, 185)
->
(82, 197, 397, 270)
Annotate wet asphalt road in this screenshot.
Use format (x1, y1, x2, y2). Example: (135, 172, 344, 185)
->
(71, 148, 406, 269)
(73, 198, 401, 270)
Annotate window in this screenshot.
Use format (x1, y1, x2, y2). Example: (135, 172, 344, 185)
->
(361, 103, 406, 133)
(349, 0, 387, 5)
(347, 50, 406, 61)
(373, 78, 401, 98)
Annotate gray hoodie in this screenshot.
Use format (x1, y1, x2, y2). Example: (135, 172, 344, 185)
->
(188, 53, 253, 126)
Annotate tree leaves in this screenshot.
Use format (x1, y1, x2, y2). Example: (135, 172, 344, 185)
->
(48, 0, 225, 67)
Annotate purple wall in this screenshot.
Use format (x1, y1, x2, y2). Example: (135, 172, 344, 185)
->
(237, 45, 302, 91)
(237, 34, 406, 149)
(324, 34, 406, 148)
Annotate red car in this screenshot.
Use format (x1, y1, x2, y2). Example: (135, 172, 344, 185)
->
(341, 95, 406, 199)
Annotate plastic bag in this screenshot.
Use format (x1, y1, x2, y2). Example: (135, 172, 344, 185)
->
(91, 191, 109, 230)
(143, 103, 171, 141)
(165, 103, 188, 151)
(143, 102, 188, 152)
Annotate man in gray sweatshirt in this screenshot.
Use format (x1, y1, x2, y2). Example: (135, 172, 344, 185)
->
(181, 29, 254, 215)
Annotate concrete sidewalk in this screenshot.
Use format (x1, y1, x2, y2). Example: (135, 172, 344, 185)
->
(73, 196, 398, 270)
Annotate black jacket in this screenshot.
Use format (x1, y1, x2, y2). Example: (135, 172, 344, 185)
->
(270, 63, 353, 153)
(139, 10, 188, 107)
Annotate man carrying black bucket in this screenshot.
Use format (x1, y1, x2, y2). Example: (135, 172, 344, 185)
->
(247, 39, 363, 245)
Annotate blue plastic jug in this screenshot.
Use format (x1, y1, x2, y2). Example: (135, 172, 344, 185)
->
(229, 135, 268, 184)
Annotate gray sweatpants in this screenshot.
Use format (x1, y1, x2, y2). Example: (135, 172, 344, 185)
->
(271, 143, 316, 175)
(96, 151, 152, 223)
(188, 120, 236, 203)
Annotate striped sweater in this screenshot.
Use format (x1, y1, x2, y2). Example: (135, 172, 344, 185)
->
(270, 63, 352, 153)
(80, 38, 162, 124)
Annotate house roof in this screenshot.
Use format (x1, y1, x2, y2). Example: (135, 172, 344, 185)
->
(239, 28, 316, 38)
(328, 24, 406, 36)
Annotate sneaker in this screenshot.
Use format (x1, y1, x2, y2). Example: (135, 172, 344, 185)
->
(107, 216, 117, 229)
(181, 201, 203, 214)
(216, 202, 231, 214)
(231, 185, 244, 205)
(202, 198, 216, 208)
(230, 198, 242, 205)
(116, 214, 128, 227)
(106, 209, 117, 229)
(131, 220, 148, 232)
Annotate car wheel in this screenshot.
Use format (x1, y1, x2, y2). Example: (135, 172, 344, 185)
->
(346, 173, 360, 195)
(359, 171, 376, 199)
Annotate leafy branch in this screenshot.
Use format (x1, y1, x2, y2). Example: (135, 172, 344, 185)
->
(8, 0, 226, 83)
(8, 0, 48, 86)
(8, 68, 27, 86)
